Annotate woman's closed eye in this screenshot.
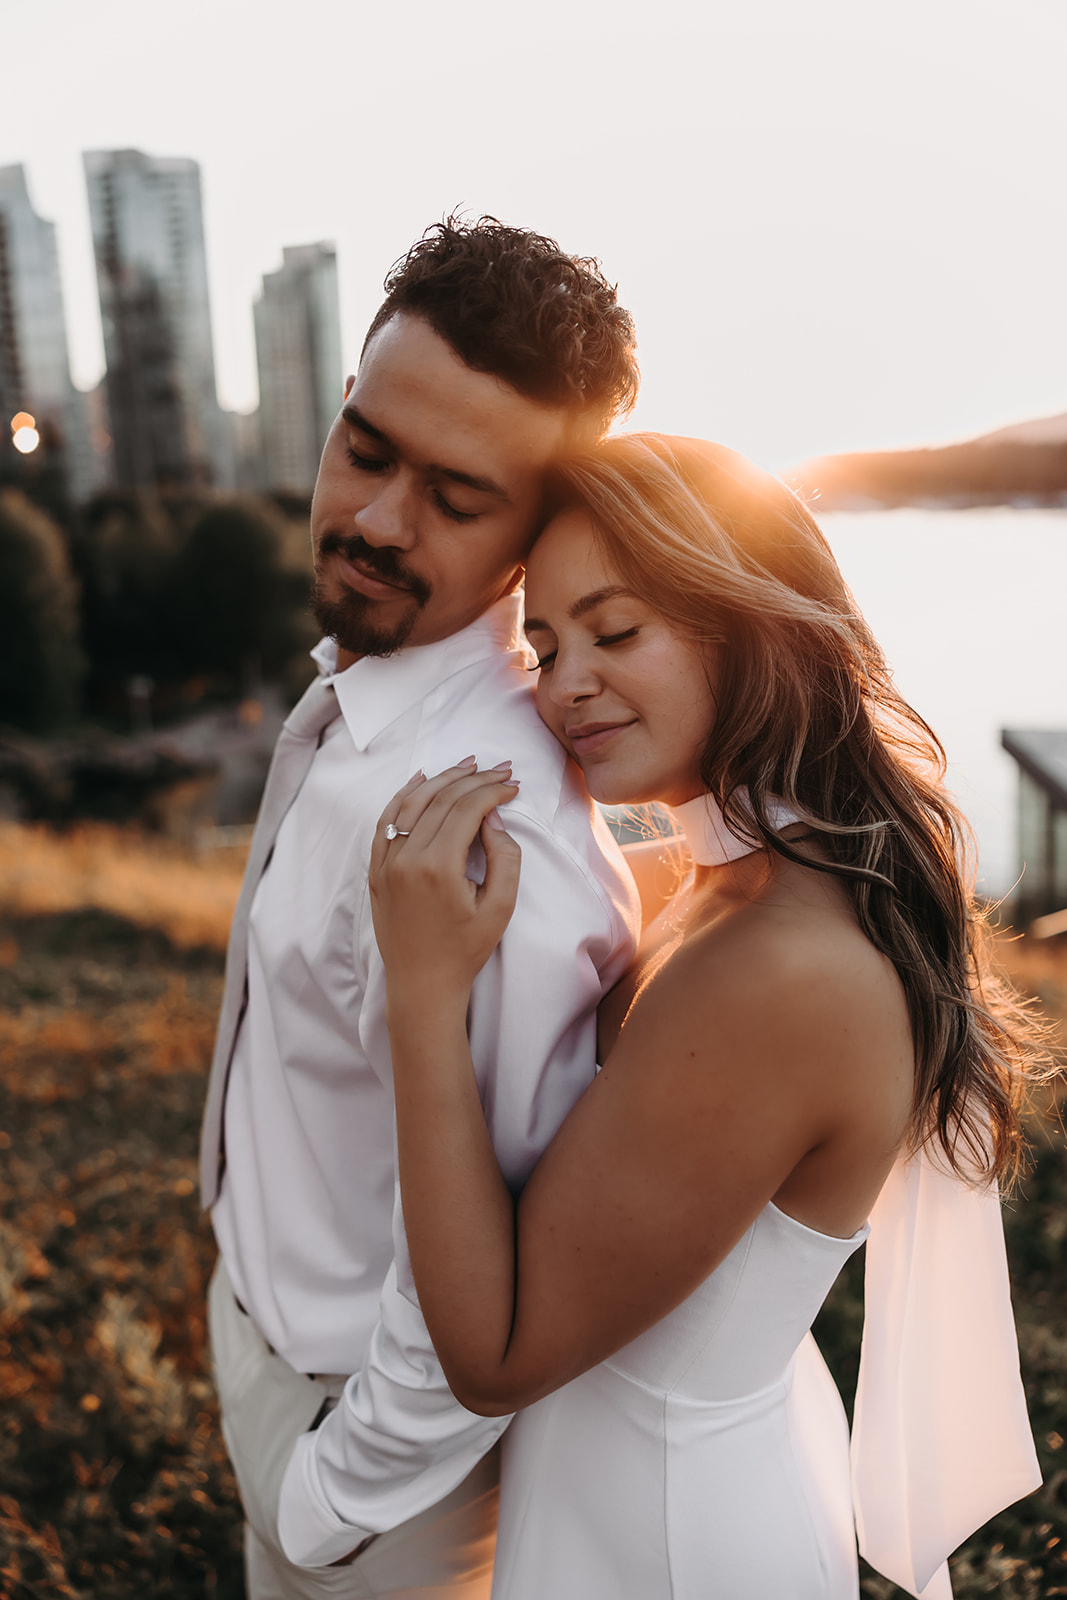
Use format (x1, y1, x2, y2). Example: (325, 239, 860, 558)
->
(526, 628, 639, 673)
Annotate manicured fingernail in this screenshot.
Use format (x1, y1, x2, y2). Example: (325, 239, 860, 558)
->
(458, 754, 477, 768)
(405, 769, 426, 787)
(486, 809, 506, 830)
(490, 760, 513, 773)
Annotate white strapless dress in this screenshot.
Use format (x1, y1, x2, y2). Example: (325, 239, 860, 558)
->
(491, 793, 1039, 1598)
(492, 1201, 867, 1599)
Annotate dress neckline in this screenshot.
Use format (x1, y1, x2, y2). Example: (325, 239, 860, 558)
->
(765, 1198, 870, 1246)
(668, 789, 803, 866)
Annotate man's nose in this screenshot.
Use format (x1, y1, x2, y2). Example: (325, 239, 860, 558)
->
(353, 475, 417, 550)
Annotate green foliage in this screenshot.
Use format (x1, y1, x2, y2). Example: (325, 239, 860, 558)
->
(170, 498, 310, 680)
(0, 491, 84, 733)
(68, 490, 315, 709)
(72, 490, 181, 689)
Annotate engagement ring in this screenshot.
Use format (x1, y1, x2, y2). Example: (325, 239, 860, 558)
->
(384, 823, 411, 840)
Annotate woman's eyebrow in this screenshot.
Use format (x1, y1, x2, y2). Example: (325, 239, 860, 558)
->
(568, 585, 634, 620)
(524, 585, 635, 635)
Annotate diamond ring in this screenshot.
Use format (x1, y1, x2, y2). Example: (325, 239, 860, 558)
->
(384, 823, 411, 840)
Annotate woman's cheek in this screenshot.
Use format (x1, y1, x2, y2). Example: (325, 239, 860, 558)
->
(534, 678, 564, 743)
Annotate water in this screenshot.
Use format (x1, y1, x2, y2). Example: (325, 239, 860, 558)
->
(819, 505, 1067, 897)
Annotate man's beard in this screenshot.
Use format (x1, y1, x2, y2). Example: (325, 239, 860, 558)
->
(311, 534, 432, 658)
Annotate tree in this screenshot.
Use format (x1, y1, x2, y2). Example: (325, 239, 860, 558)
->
(0, 490, 84, 731)
(71, 488, 182, 696)
(170, 498, 310, 685)
(66, 490, 314, 709)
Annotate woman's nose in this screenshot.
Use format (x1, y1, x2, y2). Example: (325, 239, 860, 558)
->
(547, 649, 599, 707)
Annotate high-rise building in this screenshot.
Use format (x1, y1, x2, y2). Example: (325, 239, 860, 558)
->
(253, 243, 341, 494)
(0, 164, 101, 499)
(84, 148, 230, 490)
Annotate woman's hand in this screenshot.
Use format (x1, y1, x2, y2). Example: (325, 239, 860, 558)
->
(371, 761, 525, 1413)
(369, 759, 522, 1018)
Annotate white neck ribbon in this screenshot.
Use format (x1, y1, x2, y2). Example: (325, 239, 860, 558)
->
(669, 788, 802, 866)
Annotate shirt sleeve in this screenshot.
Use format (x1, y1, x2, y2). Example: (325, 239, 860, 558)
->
(277, 801, 639, 1565)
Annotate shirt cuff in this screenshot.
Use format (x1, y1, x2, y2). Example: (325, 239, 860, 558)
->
(278, 1429, 374, 1567)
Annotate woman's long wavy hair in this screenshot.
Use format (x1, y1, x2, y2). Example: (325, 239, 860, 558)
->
(554, 433, 1050, 1189)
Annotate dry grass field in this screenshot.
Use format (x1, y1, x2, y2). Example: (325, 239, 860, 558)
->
(0, 821, 1064, 1598)
(0, 823, 246, 952)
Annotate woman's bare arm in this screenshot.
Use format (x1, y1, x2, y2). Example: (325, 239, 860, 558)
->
(370, 764, 528, 1410)
(371, 769, 911, 1416)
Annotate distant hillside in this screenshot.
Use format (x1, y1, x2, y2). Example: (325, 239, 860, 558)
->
(790, 410, 1067, 510)
(975, 411, 1067, 448)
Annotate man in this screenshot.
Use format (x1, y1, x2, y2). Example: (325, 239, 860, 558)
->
(200, 217, 641, 1598)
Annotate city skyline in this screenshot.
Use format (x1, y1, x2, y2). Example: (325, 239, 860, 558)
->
(8, 117, 1067, 501)
(84, 148, 228, 488)
(254, 242, 342, 495)
(3, 150, 343, 496)
(0, 164, 99, 498)
(4, 0, 1066, 473)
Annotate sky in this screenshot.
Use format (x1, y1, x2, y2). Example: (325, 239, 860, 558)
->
(5, 0, 1067, 470)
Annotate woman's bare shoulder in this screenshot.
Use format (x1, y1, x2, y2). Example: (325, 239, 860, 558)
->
(598, 889, 913, 1236)
(618, 886, 912, 1103)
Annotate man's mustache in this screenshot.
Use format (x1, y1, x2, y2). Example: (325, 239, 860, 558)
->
(318, 534, 432, 606)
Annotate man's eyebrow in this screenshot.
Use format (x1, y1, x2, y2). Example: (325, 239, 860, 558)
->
(342, 402, 390, 445)
(431, 463, 509, 500)
(524, 586, 636, 635)
(342, 402, 509, 501)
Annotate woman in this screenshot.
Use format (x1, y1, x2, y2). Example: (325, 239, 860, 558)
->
(368, 435, 1043, 1598)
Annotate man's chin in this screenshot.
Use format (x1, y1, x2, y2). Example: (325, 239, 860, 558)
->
(312, 589, 419, 660)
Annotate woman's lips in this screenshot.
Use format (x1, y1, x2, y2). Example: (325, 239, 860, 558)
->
(566, 720, 636, 756)
(336, 553, 414, 601)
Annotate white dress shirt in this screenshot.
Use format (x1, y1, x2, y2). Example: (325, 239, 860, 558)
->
(211, 592, 639, 1566)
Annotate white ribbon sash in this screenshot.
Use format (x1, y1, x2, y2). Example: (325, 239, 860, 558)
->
(852, 1146, 1041, 1597)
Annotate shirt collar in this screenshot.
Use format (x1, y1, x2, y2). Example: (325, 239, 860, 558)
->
(310, 591, 526, 752)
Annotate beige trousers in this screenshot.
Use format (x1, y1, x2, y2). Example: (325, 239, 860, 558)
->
(208, 1258, 498, 1599)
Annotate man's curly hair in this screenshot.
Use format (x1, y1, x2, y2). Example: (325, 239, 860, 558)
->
(363, 215, 639, 434)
